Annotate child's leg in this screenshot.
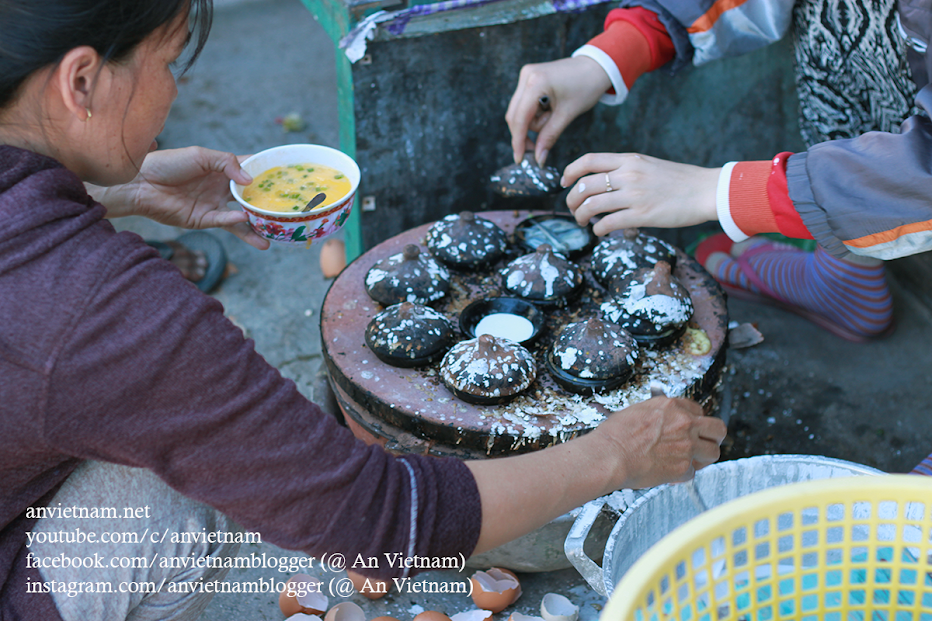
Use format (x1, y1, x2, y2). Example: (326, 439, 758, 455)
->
(29, 461, 242, 621)
(697, 234, 894, 342)
(910, 454, 932, 476)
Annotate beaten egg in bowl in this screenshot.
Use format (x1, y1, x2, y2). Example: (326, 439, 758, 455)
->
(242, 163, 351, 212)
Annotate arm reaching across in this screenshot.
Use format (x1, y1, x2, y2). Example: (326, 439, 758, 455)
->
(88, 146, 270, 250)
(467, 395, 725, 553)
(562, 152, 719, 237)
(505, 56, 611, 166)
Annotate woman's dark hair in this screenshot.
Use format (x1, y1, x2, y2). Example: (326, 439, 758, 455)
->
(0, 0, 212, 109)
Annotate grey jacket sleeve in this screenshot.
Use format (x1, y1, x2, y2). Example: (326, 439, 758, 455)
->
(785, 84, 932, 260)
(617, 0, 796, 71)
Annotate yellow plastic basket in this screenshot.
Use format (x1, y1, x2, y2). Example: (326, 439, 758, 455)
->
(601, 475, 932, 621)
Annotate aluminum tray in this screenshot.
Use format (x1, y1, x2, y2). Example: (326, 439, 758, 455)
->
(564, 454, 884, 597)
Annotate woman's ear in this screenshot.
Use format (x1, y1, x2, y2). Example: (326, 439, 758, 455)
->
(54, 46, 104, 121)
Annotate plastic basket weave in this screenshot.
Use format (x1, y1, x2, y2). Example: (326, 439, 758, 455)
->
(601, 475, 932, 621)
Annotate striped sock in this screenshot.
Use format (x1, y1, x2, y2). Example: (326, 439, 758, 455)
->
(712, 241, 893, 340)
(911, 454, 932, 476)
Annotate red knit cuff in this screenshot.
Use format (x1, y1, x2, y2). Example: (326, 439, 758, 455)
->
(768, 152, 813, 239)
(587, 7, 674, 90)
(605, 7, 676, 72)
(729, 161, 776, 236)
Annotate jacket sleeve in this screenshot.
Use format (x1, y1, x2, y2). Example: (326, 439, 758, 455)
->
(42, 230, 482, 578)
(785, 84, 932, 260)
(616, 0, 796, 70)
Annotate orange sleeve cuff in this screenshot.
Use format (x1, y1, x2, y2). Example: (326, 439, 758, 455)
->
(587, 7, 675, 90)
(729, 161, 777, 236)
(729, 155, 813, 239)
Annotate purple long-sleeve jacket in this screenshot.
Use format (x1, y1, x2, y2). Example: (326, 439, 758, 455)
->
(0, 146, 482, 619)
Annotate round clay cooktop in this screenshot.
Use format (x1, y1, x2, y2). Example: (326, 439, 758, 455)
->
(320, 210, 728, 458)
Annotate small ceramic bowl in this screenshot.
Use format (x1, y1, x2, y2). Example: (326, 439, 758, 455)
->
(230, 144, 360, 247)
(459, 297, 546, 346)
(513, 214, 597, 259)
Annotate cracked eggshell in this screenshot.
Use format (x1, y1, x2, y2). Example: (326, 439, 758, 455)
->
(540, 593, 579, 621)
(347, 569, 389, 600)
(451, 610, 494, 621)
(279, 574, 328, 617)
(288, 616, 324, 621)
(508, 614, 546, 621)
(413, 611, 453, 621)
(324, 602, 366, 621)
(470, 567, 522, 613)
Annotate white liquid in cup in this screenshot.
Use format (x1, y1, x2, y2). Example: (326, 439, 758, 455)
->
(475, 313, 534, 342)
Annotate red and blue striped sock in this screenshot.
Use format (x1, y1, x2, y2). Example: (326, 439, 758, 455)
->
(699, 236, 893, 341)
(911, 454, 932, 476)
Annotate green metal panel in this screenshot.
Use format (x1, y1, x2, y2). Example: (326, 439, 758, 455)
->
(299, 0, 364, 260)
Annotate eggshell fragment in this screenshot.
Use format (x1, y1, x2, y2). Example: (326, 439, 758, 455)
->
(451, 610, 494, 621)
(413, 611, 453, 621)
(319, 238, 347, 278)
(347, 569, 389, 599)
(540, 593, 579, 621)
(279, 574, 327, 617)
(324, 602, 366, 621)
(469, 567, 522, 613)
(508, 614, 546, 621)
(288, 616, 324, 621)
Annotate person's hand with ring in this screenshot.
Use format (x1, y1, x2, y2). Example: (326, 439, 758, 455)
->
(562, 152, 720, 237)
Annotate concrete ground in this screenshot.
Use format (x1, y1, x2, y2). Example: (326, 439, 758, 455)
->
(111, 0, 932, 618)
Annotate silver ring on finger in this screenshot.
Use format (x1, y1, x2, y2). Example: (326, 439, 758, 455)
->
(605, 173, 614, 193)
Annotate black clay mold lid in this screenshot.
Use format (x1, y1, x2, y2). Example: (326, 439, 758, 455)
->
(365, 302, 455, 368)
(546, 318, 639, 395)
(440, 334, 536, 405)
(590, 228, 677, 285)
(488, 152, 562, 198)
(364, 244, 450, 307)
(600, 260, 694, 346)
(425, 211, 509, 269)
(500, 243, 584, 305)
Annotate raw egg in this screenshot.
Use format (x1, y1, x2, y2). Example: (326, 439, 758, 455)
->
(320, 238, 347, 278)
(347, 569, 389, 599)
(469, 568, 522, 613)
(279, 574, 327, 617)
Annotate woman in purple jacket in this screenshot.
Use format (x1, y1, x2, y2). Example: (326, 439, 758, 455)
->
(0, 1, 725, 619)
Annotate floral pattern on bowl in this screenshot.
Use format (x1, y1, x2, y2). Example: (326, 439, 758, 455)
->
(243, 192, 355, 245)
(231, 144, 360, 247)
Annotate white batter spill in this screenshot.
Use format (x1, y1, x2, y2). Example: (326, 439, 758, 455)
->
(476, 313, 534, 342)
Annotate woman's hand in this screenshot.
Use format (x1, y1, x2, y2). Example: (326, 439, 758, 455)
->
(89, 146, 270, 250)
(465, 395, 725, 554)
(592, 395, 726, 490)
(505, 56, 611, 166)
(562, 152, 720, 236)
